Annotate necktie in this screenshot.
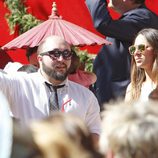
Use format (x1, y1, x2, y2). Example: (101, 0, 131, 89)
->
(45, 82, 65, 112)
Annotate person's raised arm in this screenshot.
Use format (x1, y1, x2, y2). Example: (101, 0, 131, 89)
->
(85, 0, 152, 41)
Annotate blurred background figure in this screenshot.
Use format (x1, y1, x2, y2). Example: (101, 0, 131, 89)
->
(125, 28, 158, 102)
(26, 47, 39, 67)
(0, 91, 13, 158)
(0, 90, 41, 158)
(68, 51, 97, 88)
(10, 119, 41, 158)
(99, 101, 158, 158)
(3, 47, 39, 74)
(30, 112, 103, 158)
(17, 64, 38, 73)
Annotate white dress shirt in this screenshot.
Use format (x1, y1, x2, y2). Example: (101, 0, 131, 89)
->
(139, 81, 156, 102)
(0, 70, 101, 134)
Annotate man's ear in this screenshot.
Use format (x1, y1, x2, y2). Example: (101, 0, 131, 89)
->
(37, 55, 42, 62)
(106, 149, 115, 158)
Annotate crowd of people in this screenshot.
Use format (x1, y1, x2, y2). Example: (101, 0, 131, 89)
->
(1, 0, 158, 158)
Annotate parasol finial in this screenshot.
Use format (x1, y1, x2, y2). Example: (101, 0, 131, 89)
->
(49, 2, 62, 19)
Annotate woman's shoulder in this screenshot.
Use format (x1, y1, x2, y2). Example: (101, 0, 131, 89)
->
(124, 83, 132, 102)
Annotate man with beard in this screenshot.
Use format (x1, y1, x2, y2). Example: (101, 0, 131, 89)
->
(0, 36, 101, 143)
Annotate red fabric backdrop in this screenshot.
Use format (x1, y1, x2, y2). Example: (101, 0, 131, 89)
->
(0, 0, 158, 68)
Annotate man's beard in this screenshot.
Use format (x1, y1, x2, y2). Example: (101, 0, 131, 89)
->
(42, 62, 69, 81)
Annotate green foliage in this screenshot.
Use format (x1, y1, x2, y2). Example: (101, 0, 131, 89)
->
(72, 47, 95, 72)
(4, 0, 41, 34)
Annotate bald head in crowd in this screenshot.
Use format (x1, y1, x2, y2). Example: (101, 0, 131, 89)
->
(37, 36, 71, 55)
(37, 36, 72, 85)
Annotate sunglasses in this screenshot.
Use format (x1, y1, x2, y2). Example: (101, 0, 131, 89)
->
(40, 49, 72, 60)
(129, 44, 151, 55)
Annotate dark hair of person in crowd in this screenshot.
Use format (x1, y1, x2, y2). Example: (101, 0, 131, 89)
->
(17, 64, 38, 73)
(68, 50, 80, 74)
(26, 47, 39, 67)
(134, 0, 145, 4)
(26, 47, 38, 61)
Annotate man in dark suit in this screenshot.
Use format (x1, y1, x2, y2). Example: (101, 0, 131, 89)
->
(85, 0, 158, 108)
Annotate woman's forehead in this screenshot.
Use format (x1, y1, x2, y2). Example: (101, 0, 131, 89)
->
(134, 34, 148, 45)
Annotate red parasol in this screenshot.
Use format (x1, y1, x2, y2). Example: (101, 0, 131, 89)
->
(2, 2, 111, 50)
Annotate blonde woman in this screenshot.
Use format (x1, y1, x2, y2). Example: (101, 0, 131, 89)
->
(125, 28, 158, 102)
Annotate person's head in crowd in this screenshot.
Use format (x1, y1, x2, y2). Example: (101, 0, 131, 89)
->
(37, 35, 72, 85)
(68, 50, 97, 88)
(17, 64, 38, 73)
(26, 47, 39, 67)
(11, 119, 42, 158)
(108, 0, 145, 14)
(99, 101, 158, 158)
(127, 28, 158, 101)
(68, 50, 80, 74)
(30, 112, 103, 158)
(0, 91, 40, 158)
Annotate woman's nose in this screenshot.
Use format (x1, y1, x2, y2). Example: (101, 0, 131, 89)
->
(134, 49, 142, 56)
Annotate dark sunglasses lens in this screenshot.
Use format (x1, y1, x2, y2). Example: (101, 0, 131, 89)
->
(138, 44, 145, 52)
(50, 50, 60, 58)
(129, 46, 136, 55)
(49, 50, 72, 59)
(62, 50, 72, 59)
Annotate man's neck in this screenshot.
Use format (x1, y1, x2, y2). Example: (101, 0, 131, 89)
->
(113, 3, 143, 15)
(40, 69, 65, 86)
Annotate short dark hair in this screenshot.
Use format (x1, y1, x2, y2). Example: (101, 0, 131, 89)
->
(26, 47, 38, 61)
(134, 0, 145, 4)
(68, 50, 80, 74)
(17, 64, 38, 73)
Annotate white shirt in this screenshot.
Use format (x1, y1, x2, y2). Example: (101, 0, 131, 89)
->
(0, 71, 101, 134)
(139, 81, 156, 102)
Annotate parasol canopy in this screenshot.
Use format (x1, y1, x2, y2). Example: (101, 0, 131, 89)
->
(2, 2, 111, 50)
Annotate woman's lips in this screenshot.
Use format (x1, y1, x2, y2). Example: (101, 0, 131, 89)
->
(135, 58, 142, 62)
